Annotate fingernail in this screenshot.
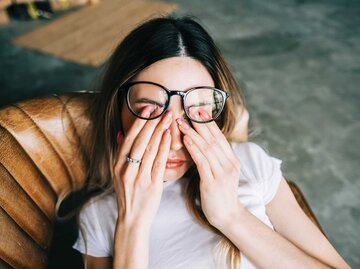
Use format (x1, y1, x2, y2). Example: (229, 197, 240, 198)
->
(200, 109, 210, 120)
(142, 106, 152, 117)
(162, 110, 172, 122)
(176, 118, 189, 129)
(116, 131, 122, 143)
(164, 128, 171, 141)
(188, 107, 199, 120)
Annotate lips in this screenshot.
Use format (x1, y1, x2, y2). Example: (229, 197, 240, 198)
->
(166, 159, 187, 169)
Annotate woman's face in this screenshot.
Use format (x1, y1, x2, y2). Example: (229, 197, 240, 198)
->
(121, 56, 215, 181)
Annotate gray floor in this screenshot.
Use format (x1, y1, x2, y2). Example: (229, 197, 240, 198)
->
(1, 0, 359, 267)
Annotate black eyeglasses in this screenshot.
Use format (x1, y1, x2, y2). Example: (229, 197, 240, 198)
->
(118, 81, 229, 123)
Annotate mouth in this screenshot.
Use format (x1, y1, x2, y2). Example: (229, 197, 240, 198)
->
(166, 159, 187, 169)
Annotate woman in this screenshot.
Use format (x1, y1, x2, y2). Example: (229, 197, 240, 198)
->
(72, 16, 350, 269)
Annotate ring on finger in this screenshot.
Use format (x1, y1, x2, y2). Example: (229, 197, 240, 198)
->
(126, 155, 142, 164)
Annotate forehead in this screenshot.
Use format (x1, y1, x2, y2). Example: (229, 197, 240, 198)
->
(133, 57, 215, 91)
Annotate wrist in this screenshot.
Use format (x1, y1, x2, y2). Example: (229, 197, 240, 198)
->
(214, 202, 247, 232)
(116, 217, 151, 235)
(113, 218, 151, 269)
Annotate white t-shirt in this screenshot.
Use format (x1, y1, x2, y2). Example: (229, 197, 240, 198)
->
(73, 142, 283, 269)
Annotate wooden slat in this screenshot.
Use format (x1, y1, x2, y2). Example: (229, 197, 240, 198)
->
(0, 0, 11, 9)
(0, 163, 53, 250)
(64, 1, 178, 66)
(0, 208, 48, 269)
(0, 9, 10, 25)
(13, 0, 177, 66)
(14, 0, 124, 46)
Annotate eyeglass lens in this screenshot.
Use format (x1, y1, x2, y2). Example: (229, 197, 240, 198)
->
(127, 83, 225, 121)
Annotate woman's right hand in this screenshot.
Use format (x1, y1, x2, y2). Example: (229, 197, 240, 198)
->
(113, 106, 172, 229)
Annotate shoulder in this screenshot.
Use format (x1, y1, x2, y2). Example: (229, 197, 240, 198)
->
(230, 141, 282, 179)
(79, 191, 117, 221)
(230, 141, 278, 161)
(77, 191, 117, 242)
(73, 192, 117, 256)
(230, 141, 283, 204)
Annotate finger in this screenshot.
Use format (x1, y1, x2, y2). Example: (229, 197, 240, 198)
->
(152, 128, 172, 183)
(139, 111, 173, 175)
(116, 106, 153, 162)
(114, 106, 158, 177)
(124, 111, 171, 177)
(192, 108, 239, 168)
(182, 134, 213, 184)
(188, 108, 233, 168)
(176, 117, 224, 178)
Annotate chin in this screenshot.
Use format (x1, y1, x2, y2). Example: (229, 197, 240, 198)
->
(163, 163, 191, 181)
(163, 169, 186, 181)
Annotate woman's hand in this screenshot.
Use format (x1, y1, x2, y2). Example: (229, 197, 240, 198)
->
(113, 106, 172, 229)
(176, 108, 243, 229)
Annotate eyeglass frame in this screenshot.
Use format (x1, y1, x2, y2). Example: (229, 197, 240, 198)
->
(118, 81, 230, 124)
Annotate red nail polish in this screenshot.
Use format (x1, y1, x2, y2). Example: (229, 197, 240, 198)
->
(116, 131, 122, 143)
(142, 105, 152, 118)
(200, 109, 210, 120)
(162, 110, 172, 121)
(164, 128, 171, 141)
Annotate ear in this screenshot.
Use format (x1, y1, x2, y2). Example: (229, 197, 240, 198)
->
(228, 107, 249, 143)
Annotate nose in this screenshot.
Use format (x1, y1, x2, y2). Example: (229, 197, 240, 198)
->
(167, 98, 185, 151)
(168, 117, 184, 151)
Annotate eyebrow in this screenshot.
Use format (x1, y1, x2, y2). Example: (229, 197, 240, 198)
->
(134, 98, 165, 107)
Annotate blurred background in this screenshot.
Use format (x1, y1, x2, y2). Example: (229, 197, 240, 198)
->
(0, 0, 359, 268)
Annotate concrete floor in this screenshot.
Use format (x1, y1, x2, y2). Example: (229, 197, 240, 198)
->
(0, 0, 359, 267)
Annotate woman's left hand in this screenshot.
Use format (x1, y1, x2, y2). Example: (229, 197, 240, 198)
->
(176, 108, 243, 229)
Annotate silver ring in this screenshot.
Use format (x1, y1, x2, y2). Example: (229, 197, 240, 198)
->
(126, 155, 141, 164)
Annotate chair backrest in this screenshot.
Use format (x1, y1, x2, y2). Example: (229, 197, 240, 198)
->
(0, 93, 92, 269)
(0, 91, 251, 268)
(0, 92, 323, 269)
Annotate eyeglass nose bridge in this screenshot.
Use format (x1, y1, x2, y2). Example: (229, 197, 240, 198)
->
(166, 90, 187, 116)
(168, 90, 187, 98)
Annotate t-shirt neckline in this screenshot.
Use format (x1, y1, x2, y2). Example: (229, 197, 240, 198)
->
(163, 177, 186, 189)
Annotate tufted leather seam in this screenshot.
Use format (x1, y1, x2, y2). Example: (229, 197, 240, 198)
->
(0, 256, 15, 269)
(0, 161, 53, 225)
(13, 104, 74, 192)
(56, 94, 90, 168)
(0, 162, 53, 249)
(0, 207, 48, 265)
(0, 122, 58, 204)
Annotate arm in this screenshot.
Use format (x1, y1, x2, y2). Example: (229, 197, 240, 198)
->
(111, 108, 172, 269)
(112, 221, 151, 269)
(176, 110, 350, 269)
(217, 177, 351, 269)
(82, 255, 112, 269)
(219, 204, 335, 268)
(265, 177, 351, 268)
(82, 107, 172, 269)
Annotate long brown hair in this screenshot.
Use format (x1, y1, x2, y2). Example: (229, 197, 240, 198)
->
(81, 15, 247, 269)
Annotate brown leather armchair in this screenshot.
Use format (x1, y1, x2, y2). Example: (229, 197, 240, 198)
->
(0, 93, 324, 269)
